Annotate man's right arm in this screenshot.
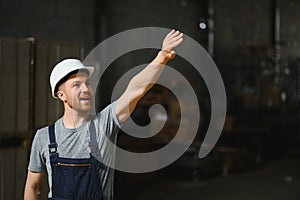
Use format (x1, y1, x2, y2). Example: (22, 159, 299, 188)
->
(24, 170, 44, 200)
(115, 30, 183, 123)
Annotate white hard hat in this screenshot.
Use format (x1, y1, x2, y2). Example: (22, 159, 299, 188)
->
(50, 59, 94, 98)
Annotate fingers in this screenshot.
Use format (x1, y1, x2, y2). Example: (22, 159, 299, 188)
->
(167, 30, 183, 42)
(167, 30, 183, 45)
(166, 29, 176, 37)
(170, 37, 183, 48)
(168, 33, 183, 45)
(162, 29, 184, 51)
(170, 30, 182, 38)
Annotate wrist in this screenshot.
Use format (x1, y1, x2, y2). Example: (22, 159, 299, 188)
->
(154, 50, 171, 64)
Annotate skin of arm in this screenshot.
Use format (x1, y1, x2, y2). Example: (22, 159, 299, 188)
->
(115, 29, 183, 123)
(24, 171, 44, 200)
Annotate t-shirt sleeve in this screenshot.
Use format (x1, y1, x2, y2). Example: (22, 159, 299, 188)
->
(96, 101, 121, 139)
(28, 130, 46, 172)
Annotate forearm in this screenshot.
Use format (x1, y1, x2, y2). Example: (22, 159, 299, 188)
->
(24, 171, 43, 200)
(115, 51, 170, 123)
(127, 50, 169, 96)
(24, 185, 41, 200)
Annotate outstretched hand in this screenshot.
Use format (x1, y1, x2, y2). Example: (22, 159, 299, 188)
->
(161, 29, 183, 60)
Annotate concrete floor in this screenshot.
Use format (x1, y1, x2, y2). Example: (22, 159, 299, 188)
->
(116, 157, 300, 200)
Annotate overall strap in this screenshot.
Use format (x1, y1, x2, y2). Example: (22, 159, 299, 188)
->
(89, 121, 100, 156)
(48, 124, 58, 155)
(89, 121, 97, 148)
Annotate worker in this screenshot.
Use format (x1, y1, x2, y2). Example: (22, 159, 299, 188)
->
(24, 29, 183, 200)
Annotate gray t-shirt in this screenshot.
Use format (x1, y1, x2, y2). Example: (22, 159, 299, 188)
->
(28, 102, 120, 199)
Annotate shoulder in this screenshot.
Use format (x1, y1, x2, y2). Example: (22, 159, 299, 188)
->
(96, 102, 114, 119)
(35, 126, 48, 138)
(33, 119, 60, 144)
(96, 102, 120, 125)
(32, 126, 49, 146)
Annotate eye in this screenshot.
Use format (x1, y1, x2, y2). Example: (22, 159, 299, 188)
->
(73, 83, 80, 88)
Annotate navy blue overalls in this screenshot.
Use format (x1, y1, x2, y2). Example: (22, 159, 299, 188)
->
(48, 121, 103, 200)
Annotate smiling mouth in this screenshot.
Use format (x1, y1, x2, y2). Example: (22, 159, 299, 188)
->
(80, 98, 91, 102)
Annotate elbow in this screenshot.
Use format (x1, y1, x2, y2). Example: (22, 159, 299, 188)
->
(33, 185, 42, 196)
(24, 185, 42, 200)
(24, 181, 42, 199)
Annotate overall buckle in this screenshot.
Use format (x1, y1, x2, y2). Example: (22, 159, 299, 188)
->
(48, 143, 58, 154)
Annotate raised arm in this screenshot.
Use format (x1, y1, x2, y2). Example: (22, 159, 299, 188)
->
(115, 29, 183, 123)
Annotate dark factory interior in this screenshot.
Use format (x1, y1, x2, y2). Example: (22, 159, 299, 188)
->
(0, 0, 300, 199)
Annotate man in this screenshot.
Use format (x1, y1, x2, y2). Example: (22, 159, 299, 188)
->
(24, 29, 183, 200)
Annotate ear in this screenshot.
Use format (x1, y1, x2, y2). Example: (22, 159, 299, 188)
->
(57, 90, 67, 102)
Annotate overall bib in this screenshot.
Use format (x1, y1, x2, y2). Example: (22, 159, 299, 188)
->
(48, 122, 103, 200)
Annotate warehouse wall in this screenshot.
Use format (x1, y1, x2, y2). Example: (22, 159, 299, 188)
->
(214, 0, 272, 61)
(280, 0, 300, 59)
(1, 0, 300, 61)
(0, 0, 96, 52)
(0, 0, 300, 59)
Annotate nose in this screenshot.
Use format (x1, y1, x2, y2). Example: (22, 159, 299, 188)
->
(81, 83, 89, 92)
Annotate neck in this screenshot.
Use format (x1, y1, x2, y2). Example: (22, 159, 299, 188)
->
(62, 109, 89, 129)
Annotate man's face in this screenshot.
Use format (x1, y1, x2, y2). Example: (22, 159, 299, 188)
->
(58, 72, 94, 113)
